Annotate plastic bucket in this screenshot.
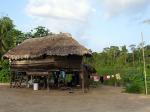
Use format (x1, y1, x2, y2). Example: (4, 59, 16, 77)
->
(33, 83, 38, 90)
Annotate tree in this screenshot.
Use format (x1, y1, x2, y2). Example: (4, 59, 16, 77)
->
(110, 46, 120, 64)
(0, 16, 14, 58)
(34, 26, 49, 37)
(121, 45, 128, 64)
(26, 26, 50, 38)
(103, 47, 111, 65)
(6, 29, 26, 46)
(129, 44, 136, 66)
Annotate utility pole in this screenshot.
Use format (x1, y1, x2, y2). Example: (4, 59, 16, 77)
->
(141, 32, 148, 95)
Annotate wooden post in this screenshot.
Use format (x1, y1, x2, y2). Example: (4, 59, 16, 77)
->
(9, 59, 12, 88)
(82, 73, 85, 93)
(81, 58, 85, 93)
(47, 75, 50, 91)
(10, 71, 13, 88)
(26, 75, 29, 88)
(141, 32, 148, 95)
(80, 69, 85, 93)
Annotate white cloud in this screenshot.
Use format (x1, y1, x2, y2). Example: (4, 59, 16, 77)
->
(26, 0, 93, 22)
(25, 0, 96, 48)
(25, 0, 95, 43)
(101, 0, 150, 19)
(25, 0, 150, 51)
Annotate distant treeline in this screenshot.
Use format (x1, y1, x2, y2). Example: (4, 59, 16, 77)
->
(84, 45, 150, 93)
(84, 45, 150, 75)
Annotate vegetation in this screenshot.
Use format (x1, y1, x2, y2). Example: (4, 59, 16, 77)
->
(0, 16, 14, 57)
(0, 60, 10, 82)
(0, 16, 50, 82)
(0, 16, 150, 94)
(25, 26, 51, 38)
(85, 45, 150, 94)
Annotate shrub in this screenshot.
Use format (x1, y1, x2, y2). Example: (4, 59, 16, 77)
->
(125, 82, 143, 93)
(123, 72, 145, 94)
(0, 60, 10, 83)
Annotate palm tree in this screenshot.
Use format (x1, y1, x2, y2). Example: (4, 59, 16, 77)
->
(0, 16, 13, 58)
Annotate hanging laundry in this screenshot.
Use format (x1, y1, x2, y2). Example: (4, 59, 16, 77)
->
(116, 73, 121, 80)
(104, 75, 110, 80)
(60, 70, 65, 79)
(65, 74, 72, 83)
(107, 75, 110, 79)
(93, 75, 100, 82)
(111, 75, 114, 78)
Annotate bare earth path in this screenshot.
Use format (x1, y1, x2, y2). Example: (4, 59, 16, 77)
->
(0, 85, 150, 112)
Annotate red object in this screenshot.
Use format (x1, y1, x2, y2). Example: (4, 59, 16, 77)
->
(104, 75, 109, 80)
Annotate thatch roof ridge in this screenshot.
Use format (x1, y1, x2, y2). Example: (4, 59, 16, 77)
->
(24, 33, 72, 42)
(4, 33, 91, 60)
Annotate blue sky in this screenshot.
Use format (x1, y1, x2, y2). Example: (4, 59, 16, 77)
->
(0, 0, 150, 52)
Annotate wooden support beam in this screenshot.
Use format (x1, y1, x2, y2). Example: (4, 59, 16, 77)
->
(47, 75, 50, 91)
(10, 71, 13, 88)
(80, 71, 85, 93)
(26, 75, 29, 88)
(11, 58, 55, 65)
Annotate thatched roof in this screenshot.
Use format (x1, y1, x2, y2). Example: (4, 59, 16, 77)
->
(4, 33, 92, 60)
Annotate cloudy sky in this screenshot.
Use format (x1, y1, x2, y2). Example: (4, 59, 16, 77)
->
(0, 0, 150, 51)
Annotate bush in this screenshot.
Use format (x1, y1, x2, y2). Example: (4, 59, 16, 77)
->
(122, 72, 145, 94)
(0, 60, 10, 83)
(125, 82, 143, 93)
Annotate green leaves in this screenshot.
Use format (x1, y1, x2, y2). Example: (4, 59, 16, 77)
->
(0, 16, 14, 57)
(0, 16, 13, 33)
(34, 26, 49, 37)
(84, 44, 150, 94)
(0, 60, 10, 83)
(25, 26, 50, 38)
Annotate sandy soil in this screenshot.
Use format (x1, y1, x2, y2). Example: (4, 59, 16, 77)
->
(0, 85, 150, 112)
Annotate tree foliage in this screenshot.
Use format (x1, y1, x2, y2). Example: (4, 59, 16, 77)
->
(25, 26, 50, 38)
(0, 16, 52, 82)
(85, 44, 150, 93)
(0, 16, 14, 57)
(0, 16, 150, 94)
(0, 16, 25, 57)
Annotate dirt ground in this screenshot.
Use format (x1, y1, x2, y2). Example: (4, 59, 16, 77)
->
(0, 85, 150, 112)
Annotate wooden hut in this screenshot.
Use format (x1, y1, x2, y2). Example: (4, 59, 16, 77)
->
(3, 33, 92, 91)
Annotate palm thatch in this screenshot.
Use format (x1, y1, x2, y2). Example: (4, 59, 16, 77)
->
(3, 33, 91, 60)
